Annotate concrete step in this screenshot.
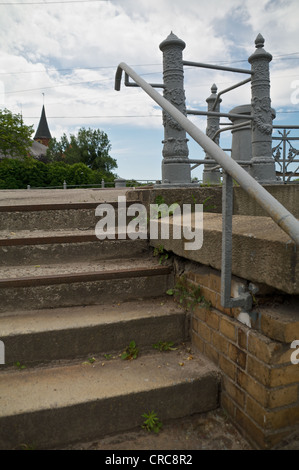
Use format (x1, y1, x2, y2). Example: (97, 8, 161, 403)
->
(0, 345, 220, 450)
(0, 230, 149, 266)
(150, 212, 299, 295)
(0, 297, 188, 366)
(0, 258, 173, 313)
(0, 200, 140, 231)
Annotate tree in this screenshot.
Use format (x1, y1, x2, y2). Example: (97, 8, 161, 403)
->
(47, 127, 117, 176)
(0, 108, 34, 158)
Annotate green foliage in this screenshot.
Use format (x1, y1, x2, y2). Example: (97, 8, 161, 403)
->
(46, 127, 117, 177)
(0, 108, 34, 158)
(14, 361, 26, 370)
(0, 158, 114, 189)
(153, 341, 177, 352)
(166, 276, 211, 311)
(142, 411, 163, 433)
(153, 244, 169, 265)
(121, 341, 139, 361)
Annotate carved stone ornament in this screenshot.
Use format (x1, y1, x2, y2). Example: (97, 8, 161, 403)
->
(164, 87, 186, 107)
(162, 137, 189, 158)
(163, 111, 183, 131)
(251, 96, 272, 135)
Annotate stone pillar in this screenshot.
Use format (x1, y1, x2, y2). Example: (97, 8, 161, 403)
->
(159, 32, 191, 186)
(229, 104, 252, 169)
(248, 34, 276, 183)
(203, 84, 221, 184)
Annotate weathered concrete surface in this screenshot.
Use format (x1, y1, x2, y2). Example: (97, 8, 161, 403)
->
(0, 234, 149, 266)
(0, 346, 220, 450)
(127, 184, 299, 218)
(1, 297, 189, 365)
(0, 267, 173, 313)
(0, 188, 129, 206)
(150, 213, 298, 294)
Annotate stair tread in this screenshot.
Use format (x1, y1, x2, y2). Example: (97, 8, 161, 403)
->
(0, 297, 182, 335)
(0, 346, 219, 418)
(0, 257, 166, 280)
(0, 229, 96, 240)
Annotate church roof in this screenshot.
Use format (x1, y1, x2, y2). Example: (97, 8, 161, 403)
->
(34, 105, 51, 140)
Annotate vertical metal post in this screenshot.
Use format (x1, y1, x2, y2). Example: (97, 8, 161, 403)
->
(282, 129, 287, 183)
(159, 32, 191, 186)
(248, 34, 276, 183)
(203, 84, 221, 184)
(221, 173, 253, 311)
(221, 172, 233, 307)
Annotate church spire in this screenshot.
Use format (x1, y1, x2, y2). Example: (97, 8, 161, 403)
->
(34, 105, 52, 147)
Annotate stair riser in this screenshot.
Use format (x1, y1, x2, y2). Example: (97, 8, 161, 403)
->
(2, 313, 189, 365)
(0, 239, 149, 266)
(0, 274, 173, 313)
(0, 208, 136, 231)
(0, 378, 219, 450)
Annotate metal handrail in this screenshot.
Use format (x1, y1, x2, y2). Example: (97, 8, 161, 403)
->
(115, 62, 299, 246)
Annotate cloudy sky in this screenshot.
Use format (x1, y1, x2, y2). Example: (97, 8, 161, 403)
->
(0, 0, 298, 181)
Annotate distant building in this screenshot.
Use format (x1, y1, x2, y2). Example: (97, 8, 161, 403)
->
(0, 105, 51, 161)
(34, 105, 52, 147)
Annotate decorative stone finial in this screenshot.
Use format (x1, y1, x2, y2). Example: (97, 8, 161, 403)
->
(159, 32, 186, 51)
(211, 83, 217, 94)
(255, 33, 265, 49)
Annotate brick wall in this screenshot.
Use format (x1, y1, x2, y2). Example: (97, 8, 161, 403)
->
(176, 262, 299, 449)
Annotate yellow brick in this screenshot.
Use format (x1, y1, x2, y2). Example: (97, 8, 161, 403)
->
(221, 391, 236, 419)
(270, 364, 299, 387)
(247, 396, 299, 431)
(206, 309, 220, 330)
(228, 343, 247, 369)
(247, 331, 283, 364)
(238, 327, 249, 350)
(191, 331, 205, 353)
(205, 343, 219, 365)
(192, 304, 207, 322)
(246, 396, 267, 428)
(268, 385, 298, 409)
(219, 354, 236, 380)
(261, 313, 299, 343)
(200, 286, 217, 308)
(236, 369, 268, 407)
(209, 272, 221, 293)
(223, 376, 246, 408)
(247, 356, 271, 386)
(212, 331, 229, 355)
(220, 317, 237, 341)
(194, 271, 210, 289)
(235, 408, 266, 449)
(198, 321, 212, 342)
(191, 316, 198, 334)
(215, 293, 233, 316)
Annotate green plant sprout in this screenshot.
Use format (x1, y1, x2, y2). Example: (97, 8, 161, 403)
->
(153, 244, 169, 264)
(167, 276, 211, 311)
(121, 341, 139, 360)
(142, 411, 163, 433)
(153, 341, 177, 352)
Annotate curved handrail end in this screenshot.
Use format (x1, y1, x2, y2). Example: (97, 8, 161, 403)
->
(115, 63, 126, 91)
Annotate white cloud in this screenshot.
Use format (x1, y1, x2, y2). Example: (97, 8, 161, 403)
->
(0, 0, 298, 179)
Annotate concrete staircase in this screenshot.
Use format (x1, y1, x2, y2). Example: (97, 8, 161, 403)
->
(0, 198, 220, 450)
